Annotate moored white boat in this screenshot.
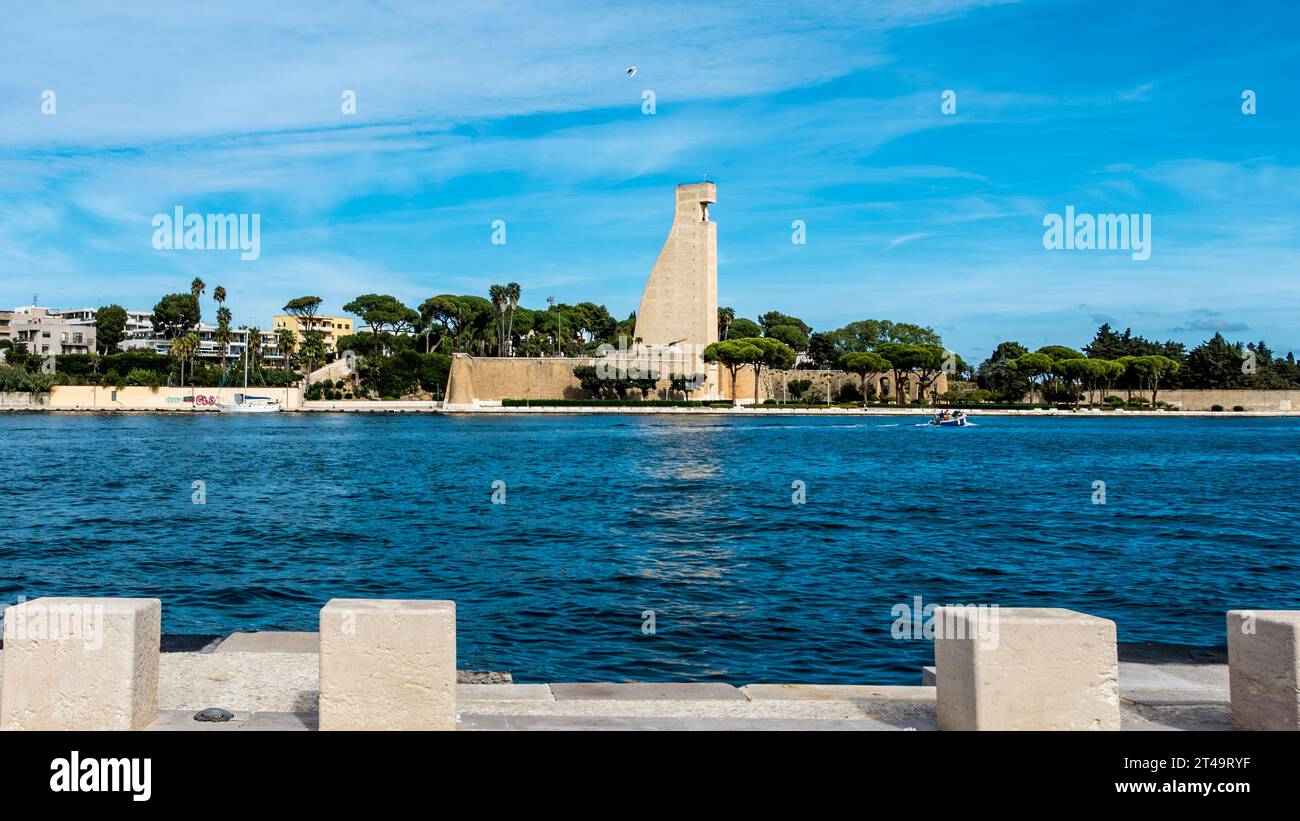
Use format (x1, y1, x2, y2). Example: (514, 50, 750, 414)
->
(218, 394, 281, 413)
(217, 345, 282, 413)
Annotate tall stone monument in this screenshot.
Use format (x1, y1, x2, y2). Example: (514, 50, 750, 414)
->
(634, 182, 719, 354)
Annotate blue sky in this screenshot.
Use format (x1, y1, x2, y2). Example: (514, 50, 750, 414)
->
(2, 0, 1298, 361)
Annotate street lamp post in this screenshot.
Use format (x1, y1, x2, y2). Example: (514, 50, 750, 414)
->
(546, 296, 558, 356)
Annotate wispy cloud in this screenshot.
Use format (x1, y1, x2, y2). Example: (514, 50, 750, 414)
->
(1171, 319, 1251, 333)
(885, 232, 929, 250)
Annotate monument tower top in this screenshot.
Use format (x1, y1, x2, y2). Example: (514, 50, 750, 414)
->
(674, 182, 716, 222)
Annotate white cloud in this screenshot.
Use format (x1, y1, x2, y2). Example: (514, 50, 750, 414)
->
(0, 1, 1012, 148)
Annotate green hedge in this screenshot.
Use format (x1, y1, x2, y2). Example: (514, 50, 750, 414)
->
(749, 402, 866, 409)
(502, 398, 733, 408)
(949, 402, 1053, 410)
(501, 399, 1070, 410)
(46, 352, 300, 388)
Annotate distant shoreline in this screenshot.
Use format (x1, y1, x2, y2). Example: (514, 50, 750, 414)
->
(3, 403, 1298, 418)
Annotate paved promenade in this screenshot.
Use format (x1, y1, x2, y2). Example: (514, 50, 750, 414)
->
(5, 396, 1297, 416)
(0, 633, 1230, 731)
(294, 400, 1300, 418)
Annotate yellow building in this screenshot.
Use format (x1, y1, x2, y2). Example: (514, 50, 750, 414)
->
(272, 314, 355, 353)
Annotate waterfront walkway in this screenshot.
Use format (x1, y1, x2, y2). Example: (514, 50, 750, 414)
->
(1, 632, 1229, 731)
(294, 400, 1299, 418)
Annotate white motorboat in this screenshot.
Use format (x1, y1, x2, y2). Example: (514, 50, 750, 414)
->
(929, 410, 968, 427)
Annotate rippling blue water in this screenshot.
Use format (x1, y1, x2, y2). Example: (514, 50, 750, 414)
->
(2, 413, 1297, 683)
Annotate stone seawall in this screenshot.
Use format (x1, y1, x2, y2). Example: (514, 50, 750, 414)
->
(1020, 389, 1300, 411)
(0, 385, 303, 411)
(1156, 389, 1300, 411)
(446, 354, 601, 405)
(444, 354, 947, 406)
(0, 392, 44, 408)
(761, 369, 947, 404)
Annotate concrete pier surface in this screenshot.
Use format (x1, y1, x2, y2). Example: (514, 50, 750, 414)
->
(0, 634, 1232, 731)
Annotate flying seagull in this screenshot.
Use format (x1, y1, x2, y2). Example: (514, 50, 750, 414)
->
(626, 66, 637, 78)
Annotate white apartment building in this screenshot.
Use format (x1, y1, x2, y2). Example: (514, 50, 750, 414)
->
(9, 306, 96, 355)
(7, 305, 283, 363)
(120, 323, 285, 364)
(59, 306, 153, 336)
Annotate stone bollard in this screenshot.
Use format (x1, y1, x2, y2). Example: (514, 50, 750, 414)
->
(0, 597, 161, 731)
(934, 606, 1120, 730)
(1226, 610, 1300, 730)
(319, 599, 456, 731)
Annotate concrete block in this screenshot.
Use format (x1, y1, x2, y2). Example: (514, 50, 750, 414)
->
(0, 597, 161, 730)
(934, 606, 1119, 731)
(319, 599, 456, 731)
(1227, 610, 1300, 730)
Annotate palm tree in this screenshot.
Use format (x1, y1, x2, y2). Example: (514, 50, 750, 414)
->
(276, 327, 297, 372)
(718, 306, 735, 340)
(215, 306, 233, 371)
(213, 284, 230, 368)
(246, 326, 262, 365)
(489, 284, 507, 356)
(238, 326, 262, 385)
(171, 332, 199, 386)
(190, 277, 206, 300)
(504, 282, 521, 355)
